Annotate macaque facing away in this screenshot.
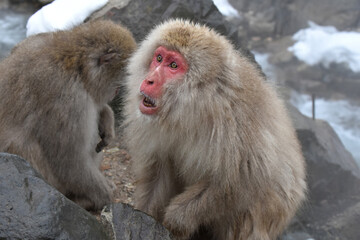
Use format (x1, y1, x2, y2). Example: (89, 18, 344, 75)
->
(123, 19, 306, 239)
(0, 20, 136, 210)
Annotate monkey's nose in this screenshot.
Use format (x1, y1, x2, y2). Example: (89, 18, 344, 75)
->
(146, 79, 154, 85)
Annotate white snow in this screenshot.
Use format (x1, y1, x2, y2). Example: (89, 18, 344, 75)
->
(253, 51, 276, 81)
(288, 21, 360, 72)
(213, 0, 240, 18)
(290, 92, 360, 166)
(26, 0, 108, 37)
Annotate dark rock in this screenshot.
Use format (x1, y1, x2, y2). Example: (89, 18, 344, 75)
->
(283, 105, 360, 240)
(38, 0, 53, 4)
(0, 0, 9, 9)
(102, 203, 172, 240)
(278, 0, 360, 35)
(8, 0, 42, 12)
(97, 0, 241, 48)
(0, 153, 110, 240)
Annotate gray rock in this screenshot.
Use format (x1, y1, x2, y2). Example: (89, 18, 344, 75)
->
(101, 203, 172, 240)
(284, 105, 360, 240)
(0, 153, 110, 240)
(289, 105, 360, 177)
(0, 0, 9, 9)
(38, 0, 53, 4)
(89, 0, 130, 21)
(8, 0, 42, 12)
(277, 0, 360, 35)
(96, 0, 241, 47)
(229, 0, 360, 37)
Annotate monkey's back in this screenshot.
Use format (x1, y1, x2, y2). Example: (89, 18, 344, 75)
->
(0, 33, 97, 177)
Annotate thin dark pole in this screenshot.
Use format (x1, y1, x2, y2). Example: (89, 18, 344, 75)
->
(312, 94, 315, 120)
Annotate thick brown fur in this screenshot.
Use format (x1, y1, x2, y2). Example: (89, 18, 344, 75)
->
(0, 20, 136, 210)
(123, 19, 306, 240)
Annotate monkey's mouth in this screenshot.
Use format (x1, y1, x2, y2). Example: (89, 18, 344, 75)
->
(143, 95, 156, 108)
(140, 92, 158, 115)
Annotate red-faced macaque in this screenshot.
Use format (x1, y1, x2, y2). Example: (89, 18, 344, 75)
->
(123, 19, 306, 239)
(0, 20, 136, 211)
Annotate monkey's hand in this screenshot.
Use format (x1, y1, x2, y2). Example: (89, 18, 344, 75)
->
(97, 104, 115, 153)
(163, 181, 215, 239)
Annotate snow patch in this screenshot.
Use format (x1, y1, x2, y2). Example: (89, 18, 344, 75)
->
(26, 0, 108, 36)
(288, 21, 360, 73)
(213, 0, 240, 18)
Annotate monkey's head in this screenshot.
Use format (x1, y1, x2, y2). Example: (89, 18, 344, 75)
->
(126, 19, 240, 123)
(51, 20, 136, 105)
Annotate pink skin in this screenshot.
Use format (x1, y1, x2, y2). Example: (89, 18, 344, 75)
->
(139, 46, 188, 115)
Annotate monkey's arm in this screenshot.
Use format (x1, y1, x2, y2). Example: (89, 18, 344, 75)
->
(135, 160, 178, 221)
(96, 104, 115, 152)
(163, 181, 222, 238)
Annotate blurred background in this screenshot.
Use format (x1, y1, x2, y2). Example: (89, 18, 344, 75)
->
(0, 0, 359, 239)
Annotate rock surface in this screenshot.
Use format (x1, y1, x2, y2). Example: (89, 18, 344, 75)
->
(284, 106, 360, 240)
(0, 153, 111, 240)
(95, 0, 241, 47)
(101, 203, 172, 240)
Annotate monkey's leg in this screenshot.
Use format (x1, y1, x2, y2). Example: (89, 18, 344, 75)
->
(56, 149, 113, 210)
(134, 160, 178, 221)
(163, 181, 221, 239)
(70, 160, 113, 210)
(96, 104, 115, 153)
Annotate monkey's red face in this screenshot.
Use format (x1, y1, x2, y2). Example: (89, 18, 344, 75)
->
(139, 46, 188, 115)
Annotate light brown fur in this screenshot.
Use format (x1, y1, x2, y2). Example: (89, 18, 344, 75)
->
(0, 20, 136, 210)
(124, 19, 306, 239)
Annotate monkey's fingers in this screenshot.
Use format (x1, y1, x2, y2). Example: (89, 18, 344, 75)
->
(98, 130, 106, 139)
(96, 140, 108, 153)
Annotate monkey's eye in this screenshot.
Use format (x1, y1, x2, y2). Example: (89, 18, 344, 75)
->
(170, 62, 177, 69)
(156, 54, 162, 62)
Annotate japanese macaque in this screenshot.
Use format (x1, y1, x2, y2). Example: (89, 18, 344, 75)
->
(0, 20, 136, 210)
(123, 19, 306, 239)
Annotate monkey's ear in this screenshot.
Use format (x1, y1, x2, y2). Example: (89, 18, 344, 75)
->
(99, 50, 118, 65)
